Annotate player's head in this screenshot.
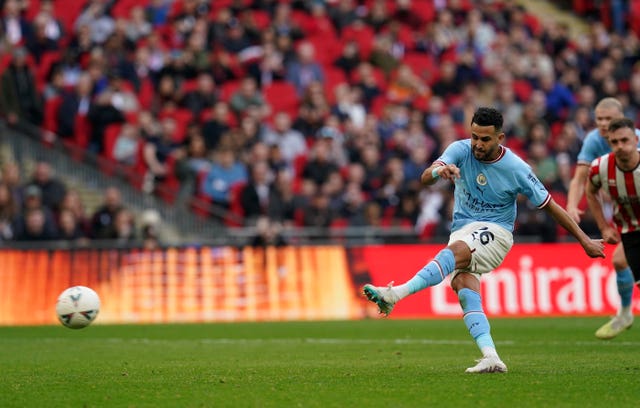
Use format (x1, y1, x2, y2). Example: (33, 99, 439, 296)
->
(470, 107, 505, 161)
(594, 97, 624, 140)
(607, 117, 638, 163)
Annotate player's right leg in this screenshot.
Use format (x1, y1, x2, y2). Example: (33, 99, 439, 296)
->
(595, 243, 634, 339)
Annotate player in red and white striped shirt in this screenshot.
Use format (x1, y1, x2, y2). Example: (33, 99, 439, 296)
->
(587, 117, 640, 339)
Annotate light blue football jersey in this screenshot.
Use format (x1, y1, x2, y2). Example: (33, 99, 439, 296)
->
(577, 128, 640, 164)
(434, 140, 551, 233)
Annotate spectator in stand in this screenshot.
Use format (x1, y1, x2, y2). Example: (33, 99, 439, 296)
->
(111, 208, 137, 244)
(0, 182, 17, 241)
(87, 86, 126, 154)
(229, 76, 270, 122)
(220, 17, 252, 54)
(537, 71, 576, 122)
(26, 9, 61, 63)
(124, 5, 152, 43)
(293, 80, 331, 137)
(200, 147, 248, 211)
(57, 72, 94, 140)
(302, 192, 335, 229)
(246, 39, 286, 88)
(174, 126, 211, 203)
(146, 0, 172, 28)
(1, 162, 23, 209)
(13, 208, 59, 241)
(333, 40, 361, 78)
(285, 40, 325, 97)
(237, 115, 265, 149)
(59, 189, 91, 238)
(352, 62, 383, 111)
(181, 72, 217, 119)
(368, 32, 400, 79)
(105, 70, 140, 114)
(267, 168, 297, 226)
(431, 60, 462, 101)
(386, 63, 430, 106)
(262, 112, 308, 165)
(315, 120, 348, 168)
(25, 160, 67, 213)
(359, 143, 385, 196)
(57, 208, 89, 244)
(240, 160, 273, 224)
(365, 0, 391, 33)
(375, 155, 406, 211)
(301, 138, 340, 188)
(91, 186, 124, 240)
(12, 185, 58, 240)
(73, 0, 115, 45)
(0, 47, 43, 128)
(339, 181, 367, 225)
(151, 74, 182, 113)
(393, 189, 421, 228)
(201, 100, 232, 151)
(270, 2, 304, 41)
(112, 123, 141, 166)
(327, 0, 358, 35)
(250, 215, 287, 247)
(142, 116, 182, 193)
(331, 83, 367, 131)
(0, 0, 30, 47)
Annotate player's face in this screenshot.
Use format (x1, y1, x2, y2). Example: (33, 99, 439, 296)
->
(595, 106, 623, 139)
(609, 127, 639, 165)
(470, 123, 504, 161)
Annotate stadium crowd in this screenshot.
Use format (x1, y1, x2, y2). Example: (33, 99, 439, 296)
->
(1, 0, 640, 243)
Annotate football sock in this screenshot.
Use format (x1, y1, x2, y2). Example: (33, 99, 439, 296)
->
(458, 288, 497, 357)
(616, 267, 635, 311)
(394, 249, 456, 299)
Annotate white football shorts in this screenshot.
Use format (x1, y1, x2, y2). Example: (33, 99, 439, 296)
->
(448, 221, 513, 281)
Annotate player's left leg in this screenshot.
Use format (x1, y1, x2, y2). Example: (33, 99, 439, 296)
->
(448, 222, 512, 373)
(452, 272, 506, 374)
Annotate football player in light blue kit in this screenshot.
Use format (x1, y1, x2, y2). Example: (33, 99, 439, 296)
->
(566, 97, 640, 339)
(364, 107, 605, 373)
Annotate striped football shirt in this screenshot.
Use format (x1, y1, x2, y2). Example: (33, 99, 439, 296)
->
(589, 151, 640, 234)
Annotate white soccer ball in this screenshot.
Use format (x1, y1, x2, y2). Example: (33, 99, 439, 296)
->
(55, 286, 101, 329)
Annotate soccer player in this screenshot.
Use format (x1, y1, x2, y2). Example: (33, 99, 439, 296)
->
(363, 107, 605, 373)
(586, 117, 640, 339)
(565, 97, 640, 339)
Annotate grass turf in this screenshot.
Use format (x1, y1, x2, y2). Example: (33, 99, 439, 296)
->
(0, 317, 637, 407)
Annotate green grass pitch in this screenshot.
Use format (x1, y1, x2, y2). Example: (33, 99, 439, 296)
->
(0, 318, 637, 407)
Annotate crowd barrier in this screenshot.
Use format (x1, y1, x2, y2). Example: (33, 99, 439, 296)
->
(0, 243, 634, 326)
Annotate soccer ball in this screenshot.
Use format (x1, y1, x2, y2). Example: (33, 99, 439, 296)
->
(55, 286, 101, 329)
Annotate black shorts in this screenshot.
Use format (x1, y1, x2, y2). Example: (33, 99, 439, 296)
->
(621, 230, 640, 282)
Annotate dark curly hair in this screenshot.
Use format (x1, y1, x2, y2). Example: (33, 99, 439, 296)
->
(608, 117, 635, 133)
(471, 107, 503, 132)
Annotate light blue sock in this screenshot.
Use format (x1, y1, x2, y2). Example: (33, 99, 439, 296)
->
(459, 288, 496, 354)
(397, 249, 456, 296)
(616, 267, 635, 308)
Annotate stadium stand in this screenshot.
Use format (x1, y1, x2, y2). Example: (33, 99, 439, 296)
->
(0, 0, 639, 245)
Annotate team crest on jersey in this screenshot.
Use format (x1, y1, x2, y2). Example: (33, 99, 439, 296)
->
(476, 173, 487, 186)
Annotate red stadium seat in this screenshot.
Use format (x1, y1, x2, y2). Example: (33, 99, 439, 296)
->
(263, 81, 299, 118)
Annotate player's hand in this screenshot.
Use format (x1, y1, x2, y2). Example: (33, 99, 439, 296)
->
(438, 164, 460, 181)
(583, 238, 605, 258)
(566, 207, 583, 223)
(601, 227, 620, 245)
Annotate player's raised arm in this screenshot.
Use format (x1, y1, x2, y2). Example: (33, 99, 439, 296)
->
(566, 164, 590, 223)
(420, 163, 460, 186)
